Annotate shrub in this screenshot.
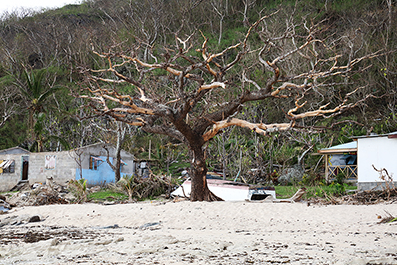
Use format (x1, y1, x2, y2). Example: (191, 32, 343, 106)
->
(110, 173, 173, 202)
(67, 178, 88, 203)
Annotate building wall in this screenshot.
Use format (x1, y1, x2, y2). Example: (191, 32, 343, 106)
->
(77, 156, 133, 185)
(358, 181, 397, 191)
(0, 143, 136, 191)
(0, 154, 24, 191)
(28, 151, 77, 185)
(357, 137, 397, 189)
(74, 145, 135, 185)
(75, 144, 134, 171)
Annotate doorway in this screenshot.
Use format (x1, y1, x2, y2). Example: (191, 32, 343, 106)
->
(22, 156, 29, 180)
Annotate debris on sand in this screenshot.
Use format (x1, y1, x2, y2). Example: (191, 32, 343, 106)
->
(6, 178, 70, 207)
(378, 210, 397, 224)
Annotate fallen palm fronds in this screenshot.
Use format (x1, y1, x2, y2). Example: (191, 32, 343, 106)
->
(67, 179, 88, 203)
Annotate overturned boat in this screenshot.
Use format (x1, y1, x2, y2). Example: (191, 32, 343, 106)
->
(171, 173, 276, 201)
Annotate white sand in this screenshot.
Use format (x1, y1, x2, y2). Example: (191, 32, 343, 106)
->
(0, 201, 396, 265)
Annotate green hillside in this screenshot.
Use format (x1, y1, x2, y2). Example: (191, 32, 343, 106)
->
(0, 0, 395, 183)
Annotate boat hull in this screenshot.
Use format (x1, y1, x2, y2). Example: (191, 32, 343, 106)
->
(171, 178, 276, 201)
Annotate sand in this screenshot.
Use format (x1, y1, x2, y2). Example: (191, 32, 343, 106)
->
(0, 201, 396, 265)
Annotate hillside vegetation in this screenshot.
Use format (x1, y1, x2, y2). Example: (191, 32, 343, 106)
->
(0, 0, 395, 184)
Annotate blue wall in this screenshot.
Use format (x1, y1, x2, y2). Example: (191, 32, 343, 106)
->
(75, 156, 129, 185)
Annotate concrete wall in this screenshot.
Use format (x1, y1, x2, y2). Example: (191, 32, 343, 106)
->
(28, 151, 76, 186)
(357, 136, 397, 190)
(0, 154, 25, 191)
(358, 181, 397, 191)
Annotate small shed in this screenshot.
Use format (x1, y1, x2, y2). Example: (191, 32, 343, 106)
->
(318, 141, 357, 183)
(354, 132, 397, 190)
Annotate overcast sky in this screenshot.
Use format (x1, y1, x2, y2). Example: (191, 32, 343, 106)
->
(0, 0, 82, 15)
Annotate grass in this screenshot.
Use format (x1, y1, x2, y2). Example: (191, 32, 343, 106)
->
(88, 190, 128, 202)
(275, 184, 357, 199)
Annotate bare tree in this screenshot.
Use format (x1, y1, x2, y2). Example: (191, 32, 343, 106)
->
(210, 0, 227, 44)
(69, 147, 84, 179)
(101, 121, 128, 182)
(80, 11, 379, 201)
(0, 86, 18, 129)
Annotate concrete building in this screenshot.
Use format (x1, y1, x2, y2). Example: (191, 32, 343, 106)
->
(0, 143, 136, 191)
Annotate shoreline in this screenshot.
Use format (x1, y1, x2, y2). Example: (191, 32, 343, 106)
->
(1, 201, 396, 264)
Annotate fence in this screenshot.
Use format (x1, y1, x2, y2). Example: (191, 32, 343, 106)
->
(326, 165, 358, 182)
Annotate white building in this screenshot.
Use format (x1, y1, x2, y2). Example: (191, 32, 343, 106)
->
(355, 132, 397, 190)
(318, 132, 397, 190)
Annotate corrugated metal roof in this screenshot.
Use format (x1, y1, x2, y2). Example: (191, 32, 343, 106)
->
(318, 141, 357, 154)
(353, 131, 397, 139)
(324, 141, 357, 150)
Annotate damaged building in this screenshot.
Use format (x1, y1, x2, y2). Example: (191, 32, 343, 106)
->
(0, 143, 137, 191)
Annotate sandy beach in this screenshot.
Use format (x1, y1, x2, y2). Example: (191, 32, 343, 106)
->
(0, 201, 396, 265)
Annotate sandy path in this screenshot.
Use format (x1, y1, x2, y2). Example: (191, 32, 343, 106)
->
(0, 201, 396, 264)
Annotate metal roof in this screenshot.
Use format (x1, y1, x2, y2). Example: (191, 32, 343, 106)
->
(353, 131, 397, 139)
(0, 147, 30, 155)
(318, 141, 357, 154)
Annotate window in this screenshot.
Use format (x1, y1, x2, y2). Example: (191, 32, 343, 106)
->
(89, 156, 103, 170)
(0, 160, 15, 174)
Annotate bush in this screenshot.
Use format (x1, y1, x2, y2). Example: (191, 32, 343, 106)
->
(110, 173, 173, 202)
(67, 178, 88, 203)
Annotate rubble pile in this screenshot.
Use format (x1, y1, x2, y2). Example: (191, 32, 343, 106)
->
(5, 178, 71, 208)
(350, 187, 397, 204)
(308, 187, 397, 205)
(0, 194, 13, 214)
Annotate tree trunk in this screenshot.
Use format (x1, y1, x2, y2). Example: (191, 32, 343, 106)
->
(114, 149, 122, 182)
(104, 122, 126, 182)
(189, 144, 223, 201)
(114, 123, 126, 182)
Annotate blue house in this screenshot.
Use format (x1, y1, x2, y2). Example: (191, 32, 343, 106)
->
(70, 143, 136, 186)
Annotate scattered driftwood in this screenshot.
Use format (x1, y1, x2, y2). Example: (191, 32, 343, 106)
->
(349, 166, 397, 205)
(378, 210, 397, 224)
(270, 187, 306, 203)
(308, 187, 397, 206)
(32, 187, 69, 206)
(10, 180, 30, 192)
(350, 188, 397, 205)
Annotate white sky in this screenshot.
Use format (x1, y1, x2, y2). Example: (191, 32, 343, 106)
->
(0, 0, 82, 15)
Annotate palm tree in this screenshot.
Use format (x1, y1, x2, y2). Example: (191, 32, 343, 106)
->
(16, 69, 67, 151)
